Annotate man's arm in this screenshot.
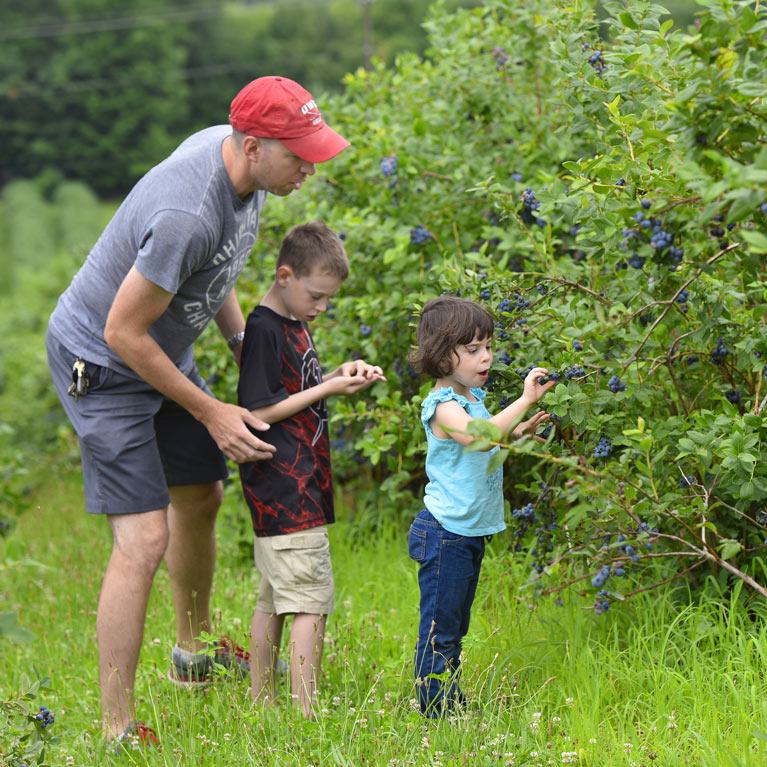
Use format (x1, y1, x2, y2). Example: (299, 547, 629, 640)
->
(213, 288, 246, 366)
(104, 266, 275, 463)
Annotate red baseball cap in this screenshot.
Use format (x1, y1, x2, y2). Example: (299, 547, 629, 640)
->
(229, 76, 350, 163)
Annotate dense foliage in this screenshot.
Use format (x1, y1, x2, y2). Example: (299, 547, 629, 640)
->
(204, 0, 767, 609)
(0, 0, 480, 196)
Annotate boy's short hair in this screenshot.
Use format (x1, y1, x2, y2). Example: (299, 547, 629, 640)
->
(409, 296, 495, 379)
(277, 220, 349, 279)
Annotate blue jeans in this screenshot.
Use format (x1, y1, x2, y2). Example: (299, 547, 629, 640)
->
(408, 509, 487, 717)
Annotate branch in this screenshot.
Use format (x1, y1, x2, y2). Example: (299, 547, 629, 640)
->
(622, 243, 739, 370)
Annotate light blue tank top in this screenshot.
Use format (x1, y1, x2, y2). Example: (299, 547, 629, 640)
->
(421, 386, 505, 537)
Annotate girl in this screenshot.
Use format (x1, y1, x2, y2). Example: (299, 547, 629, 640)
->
(407, 295, 554, 717)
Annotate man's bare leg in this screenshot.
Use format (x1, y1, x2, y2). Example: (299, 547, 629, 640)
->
(99, 510, 169, 739)
(165, 482, 222, 652)
(289, 613, 327, 718)
(250, 610, 285, 703)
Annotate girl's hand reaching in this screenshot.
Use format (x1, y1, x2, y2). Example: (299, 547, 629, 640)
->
(522, 367, 557, 404)
(512, 410, 551, 442)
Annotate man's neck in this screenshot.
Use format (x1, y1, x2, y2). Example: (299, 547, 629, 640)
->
(221, 135, 254, 199)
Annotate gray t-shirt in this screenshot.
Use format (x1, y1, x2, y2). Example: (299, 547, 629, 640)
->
(49, 125, 267, 378)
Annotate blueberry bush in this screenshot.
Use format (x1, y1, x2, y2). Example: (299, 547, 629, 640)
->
(0, 676, 58, 767)
(200, 0, 767, 607)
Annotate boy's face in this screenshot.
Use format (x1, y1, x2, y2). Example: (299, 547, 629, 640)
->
(276, 265, 343, 322)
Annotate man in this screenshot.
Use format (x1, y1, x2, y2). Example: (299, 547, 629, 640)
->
(45, 76, 349, 747)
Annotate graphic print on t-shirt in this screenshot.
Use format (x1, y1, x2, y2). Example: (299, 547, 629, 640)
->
(238, 307, 334, 537)
(301, 338, 326, 446)
(203, 210, 259, 314)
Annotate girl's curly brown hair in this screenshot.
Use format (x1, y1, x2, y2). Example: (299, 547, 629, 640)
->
(408, 296, 495, 379)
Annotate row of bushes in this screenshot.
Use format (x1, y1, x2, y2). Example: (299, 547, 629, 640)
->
(198, 0, 767, 609)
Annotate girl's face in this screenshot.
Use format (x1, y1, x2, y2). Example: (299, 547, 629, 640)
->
(443, 333, 493, 395)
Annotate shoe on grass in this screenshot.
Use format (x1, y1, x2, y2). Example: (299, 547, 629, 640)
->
(110, 720, 159, 754)
(167, 636, 250, 688)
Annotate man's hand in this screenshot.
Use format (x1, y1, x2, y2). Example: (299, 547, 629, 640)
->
(199, 399, 276, 463)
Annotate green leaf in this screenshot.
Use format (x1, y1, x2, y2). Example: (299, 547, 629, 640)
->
(740, 481, 755, 499)
(740, 230, 767, 254)
(486, 448, 509, 475)
(569, 403, 587, 425)
(465, 418, 502, 442)
(0, 611, 36, 644)
(718, 539, 742, 560)
(619, 11, 638, 29)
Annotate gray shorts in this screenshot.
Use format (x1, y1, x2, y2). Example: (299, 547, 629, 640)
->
(254, 526, 335, 615)
(46, 328, 228, 515)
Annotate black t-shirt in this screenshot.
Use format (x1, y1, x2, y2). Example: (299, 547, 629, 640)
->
(237, 305, 334, 536)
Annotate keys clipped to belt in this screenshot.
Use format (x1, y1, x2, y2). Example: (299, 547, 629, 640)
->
(68, 358, 89, 400)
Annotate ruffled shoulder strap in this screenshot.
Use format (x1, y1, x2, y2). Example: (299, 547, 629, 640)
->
(421, 386, 472, 428)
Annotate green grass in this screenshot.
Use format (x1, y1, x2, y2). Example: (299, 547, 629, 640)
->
(2, 453, 767, 766)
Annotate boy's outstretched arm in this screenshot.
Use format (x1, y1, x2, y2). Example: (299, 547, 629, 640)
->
(324, 359, 386, 382)
(250, 364, 386, 425)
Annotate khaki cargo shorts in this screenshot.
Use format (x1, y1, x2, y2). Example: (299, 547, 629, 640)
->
(253, 526, 334, 615)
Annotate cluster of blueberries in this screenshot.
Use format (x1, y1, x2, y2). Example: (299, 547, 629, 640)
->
(584, 43, 607, 75)
(498, 294, 530, 313)
(360, 324, 372, 337)
(711, 337, 728, 365)
(620, 199, 685, 271)
(565, 364, 585, 380)
(520, 187, 547, 228)
(675, 289, 690, 313)
(608, 375, 626, 393)
(491, 45, 509, 70)
(34, 705, 55, 729)
(590, 524, 658, 614)
(639, 310, 655, 328)
(410, 225, 432, 245)
(509, 488, 558, 574)
(380, 155, 398, 178)
(593, 436, 612, 458)
(594, 591, 610, 614)
(591, 564, 611, 589)
(725, 389, 742, 404)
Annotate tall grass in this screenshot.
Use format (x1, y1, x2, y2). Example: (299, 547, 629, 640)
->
(2, 456, 767, 765)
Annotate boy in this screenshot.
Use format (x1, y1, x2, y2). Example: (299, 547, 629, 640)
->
(237, 220, 385, 717)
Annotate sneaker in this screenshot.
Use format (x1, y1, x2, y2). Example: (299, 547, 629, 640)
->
(111, 720, 159, 753)
(167, 636, 250, 688)
(213, 635, 250, 680)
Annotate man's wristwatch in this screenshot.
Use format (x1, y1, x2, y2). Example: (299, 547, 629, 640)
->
(226, 331, 245, 351)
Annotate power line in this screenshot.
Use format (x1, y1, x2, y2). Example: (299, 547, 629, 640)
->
(0, 0, 339, 41)
(0, 53, 350, 101)
(2, 5, 226, 41)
